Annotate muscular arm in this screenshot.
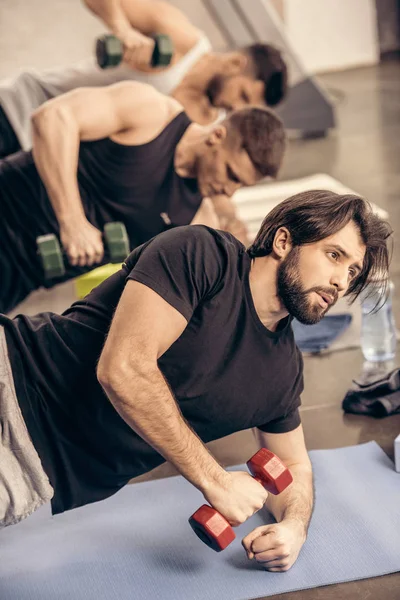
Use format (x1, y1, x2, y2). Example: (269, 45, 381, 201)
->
(31, 82, 178, 228)
(84, 0, 200, 54)
(97, 280, 227, 492)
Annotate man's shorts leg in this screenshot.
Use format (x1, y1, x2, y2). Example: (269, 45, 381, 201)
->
(0, 325, 54, 528)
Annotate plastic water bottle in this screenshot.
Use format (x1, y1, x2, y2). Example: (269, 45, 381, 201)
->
(360, 279, 397, 362)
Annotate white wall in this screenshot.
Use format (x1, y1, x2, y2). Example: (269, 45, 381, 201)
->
(0, 0, 105, 79)
(284, 0, 379, 74)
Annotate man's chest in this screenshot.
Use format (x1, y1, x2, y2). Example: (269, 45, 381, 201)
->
(159, 322, 299, 437)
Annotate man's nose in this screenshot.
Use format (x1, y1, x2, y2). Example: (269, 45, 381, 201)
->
(331, 269, 348, 293)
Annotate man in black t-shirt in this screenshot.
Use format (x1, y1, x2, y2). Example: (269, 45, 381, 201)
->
(0, 190, 391, 571)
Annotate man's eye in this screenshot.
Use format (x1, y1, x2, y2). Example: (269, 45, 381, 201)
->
(227, 167, 240, 183)
(329, 251, 339, 260)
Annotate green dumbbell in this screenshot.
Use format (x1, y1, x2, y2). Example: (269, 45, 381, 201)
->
(96, 33, 173, 69)
(37, 222, 129, 279)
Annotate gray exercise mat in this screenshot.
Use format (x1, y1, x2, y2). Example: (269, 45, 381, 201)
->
(0, 442, 399, 600)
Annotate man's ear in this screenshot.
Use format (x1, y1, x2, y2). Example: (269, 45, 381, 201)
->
(206, 125, 227, 146)
(272, 227, 292, 258)
(223, 52, 248, 75)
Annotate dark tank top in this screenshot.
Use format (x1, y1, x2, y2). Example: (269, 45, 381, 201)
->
(0, 111, 201, 313)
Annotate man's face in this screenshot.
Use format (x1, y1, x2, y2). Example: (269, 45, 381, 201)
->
(277, 222, 366, 325)
(206, 74, 266, 112)
(195, 133, 261, 198)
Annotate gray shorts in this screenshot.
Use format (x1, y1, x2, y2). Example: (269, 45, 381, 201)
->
(0, 325, 53, 528)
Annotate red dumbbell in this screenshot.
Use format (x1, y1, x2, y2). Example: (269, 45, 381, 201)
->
(188, 448, 293, 552)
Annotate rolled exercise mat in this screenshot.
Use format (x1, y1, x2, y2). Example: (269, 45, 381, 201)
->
(0, 442, 399, 600)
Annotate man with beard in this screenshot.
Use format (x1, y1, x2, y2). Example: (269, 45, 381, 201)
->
(0, 82, 285, 313)
(0, 191, 391, 570)
(0, 0, 287, 158)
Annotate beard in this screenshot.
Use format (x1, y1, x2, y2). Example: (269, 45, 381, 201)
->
(277, 247, 338, 325)
(205, 74, 225, 105)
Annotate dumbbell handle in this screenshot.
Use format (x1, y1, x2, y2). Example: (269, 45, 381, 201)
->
(189, 448, 293, 552)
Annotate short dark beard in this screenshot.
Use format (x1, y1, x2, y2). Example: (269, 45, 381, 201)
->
(277, 247, 338, 325)
(205, 74, 224, 105)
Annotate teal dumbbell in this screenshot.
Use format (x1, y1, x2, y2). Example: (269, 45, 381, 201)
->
(37, 222, 129, 279)
(96, 34, 173, 69)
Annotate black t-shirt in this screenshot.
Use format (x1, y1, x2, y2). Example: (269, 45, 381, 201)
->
(0, 111, 201, 313)
(1, 226, 303, 514)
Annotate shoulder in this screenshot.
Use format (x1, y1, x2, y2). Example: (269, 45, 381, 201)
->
(176, 225, 245, 251)
(110, 80, 182, 114)
(142, 225, 244, 264)
(108, 81, 184, 136)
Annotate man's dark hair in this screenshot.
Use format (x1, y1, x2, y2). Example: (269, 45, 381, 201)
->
(224, 107, 286, 178)
(248, 190, 392, 301)
(245, 43, 288, 106)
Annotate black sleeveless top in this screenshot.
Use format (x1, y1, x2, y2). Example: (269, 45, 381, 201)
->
(0, 112, 201, 313)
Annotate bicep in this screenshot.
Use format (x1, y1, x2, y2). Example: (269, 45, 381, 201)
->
(100, 280, 188, 370)
(254, 424, 312, 469)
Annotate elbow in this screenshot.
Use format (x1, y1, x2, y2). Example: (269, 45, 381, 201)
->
(97, 358, 120, 393)
(96, 355, 150, 395)
(31, 104, 72, 138)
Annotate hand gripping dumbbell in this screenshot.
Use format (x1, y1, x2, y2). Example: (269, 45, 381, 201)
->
(189, 448, 293, 552)
(96, 33, 173, 69)
(37, 221, 129, 279)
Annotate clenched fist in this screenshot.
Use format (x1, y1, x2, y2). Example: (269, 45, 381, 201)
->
(60, 219, 104, 267)
(242, 519, 306, 572)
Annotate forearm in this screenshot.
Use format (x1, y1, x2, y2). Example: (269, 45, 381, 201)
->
(99, 362, 227, 492)
(210, 195, 250, 245)
(264, 463, 314, 536)
(221, 216, 250, 246)
(84, 0, 132, 39)
(32, 108, 85, 227)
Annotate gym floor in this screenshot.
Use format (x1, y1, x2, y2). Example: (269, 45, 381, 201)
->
(2, 1, 400, 598)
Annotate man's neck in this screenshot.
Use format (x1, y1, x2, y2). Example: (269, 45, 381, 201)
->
(174, 123, 210, 178)
(172, 54, 223, 125)
(249, 256, 289, 332)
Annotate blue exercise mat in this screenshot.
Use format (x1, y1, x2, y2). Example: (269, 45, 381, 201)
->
(0, 442, 399, 600)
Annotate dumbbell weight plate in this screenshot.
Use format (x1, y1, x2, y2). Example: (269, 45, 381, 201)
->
(96, 35, 123, 69)
(104, 222, 130, 263)
(189, 505, 236, 552)
(37, 234, 66, 279)
(151, 34, 174, 67)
